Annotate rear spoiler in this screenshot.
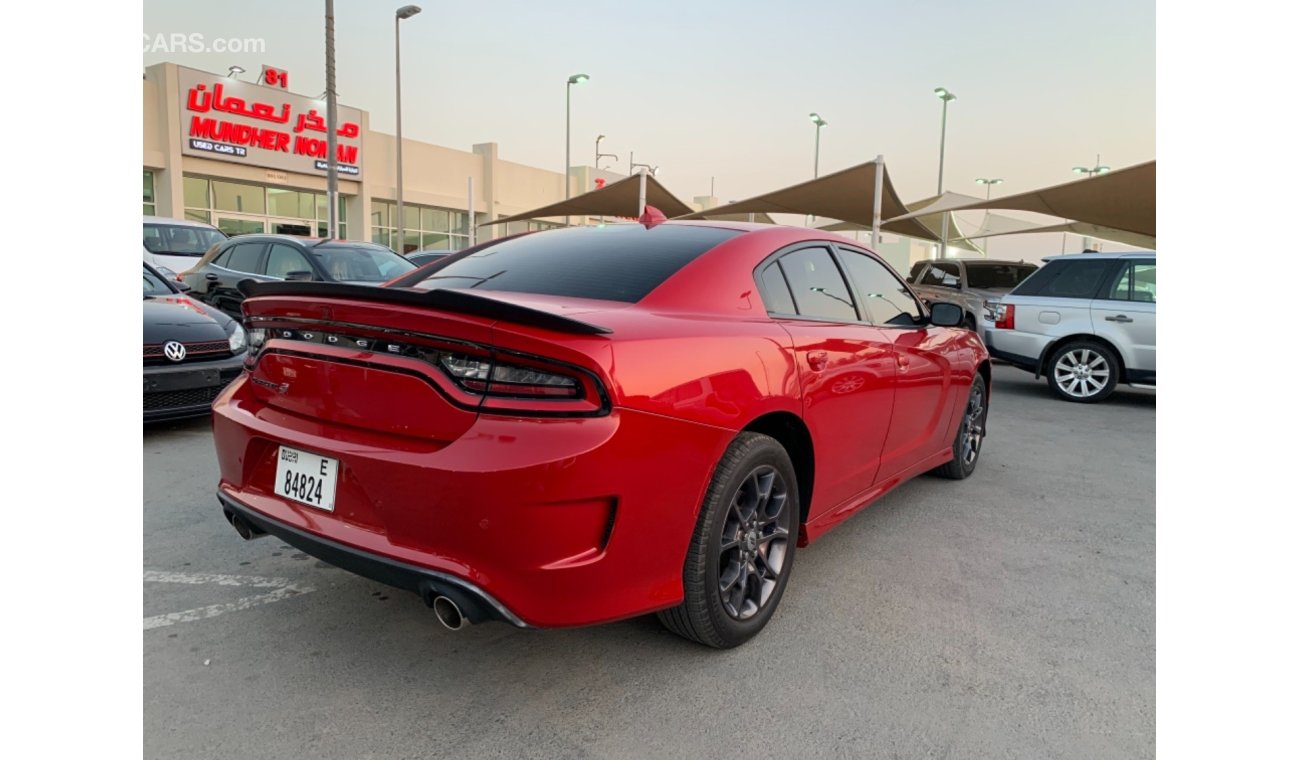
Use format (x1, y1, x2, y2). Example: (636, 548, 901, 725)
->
(237, 280, 612, 336)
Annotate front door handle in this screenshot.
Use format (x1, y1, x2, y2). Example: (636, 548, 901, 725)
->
(807, 351, 828, 371)
(205, 273, 219, 281)
(1105, 314, 1134, 323)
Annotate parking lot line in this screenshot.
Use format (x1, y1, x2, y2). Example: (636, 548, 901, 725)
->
(143, 570, 314, 631)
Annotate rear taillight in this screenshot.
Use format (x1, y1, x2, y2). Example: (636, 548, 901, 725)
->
(995, 304, 1016, 330)
(439, 353, 581, 399)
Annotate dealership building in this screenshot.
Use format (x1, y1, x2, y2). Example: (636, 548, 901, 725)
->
(142, 62, 654, 252)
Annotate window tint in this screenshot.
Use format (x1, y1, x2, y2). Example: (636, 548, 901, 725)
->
(1037, 260, 1114, 299)
(921, 262, 961, 288)
(311, 244, 416, 283)
(225, 243, 264, 274)
(964, 263, 1037, 290)
(410, 224, 739, 302)
(758, 262, 797, 314)
(908, 261, 928, 282)
(838, 249, 925, 326)
(778, 247, 858, 322)
(265, 244, 312, 279)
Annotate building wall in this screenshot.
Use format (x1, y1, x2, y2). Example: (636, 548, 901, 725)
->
(143, 61, 589, 250)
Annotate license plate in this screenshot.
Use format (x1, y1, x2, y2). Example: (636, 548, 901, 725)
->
(274, 446, 338, 512)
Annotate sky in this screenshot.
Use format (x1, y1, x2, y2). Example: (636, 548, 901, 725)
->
(143, 0, 1155, 257)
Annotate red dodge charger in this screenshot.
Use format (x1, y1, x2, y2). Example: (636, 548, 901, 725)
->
(212, 221, 990, 647)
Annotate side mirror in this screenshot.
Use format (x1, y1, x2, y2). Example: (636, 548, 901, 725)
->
(929, 301, 964, 327)
(284, 270, 314, 281)
(175, 281, 192, 293)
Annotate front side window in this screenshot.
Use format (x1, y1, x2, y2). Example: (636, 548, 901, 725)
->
(777, 247, 859, 322)
(921, 261, 961, 288)
(837, 249, 924, 327)
(1106, 261, 1156, 303)
(265, 244, 313, 279)
(143, 266, 172, 296)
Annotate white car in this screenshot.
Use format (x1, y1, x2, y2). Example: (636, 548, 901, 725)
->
(985, 251, 1155, 402)
(143, 216, 228, 277)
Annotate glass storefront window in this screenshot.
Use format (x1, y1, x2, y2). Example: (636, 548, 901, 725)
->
(402, 230, 421, 254)
(421, 233, 451, 251)
(374, 199, 472, 253)
(213, 180, 267, 215)
(184, 210, 211, 224)
(143, 171, 156, 215)
(183, 176, 210, 210)
(268, 188, 315, 219)
(403, 205, 420, 231)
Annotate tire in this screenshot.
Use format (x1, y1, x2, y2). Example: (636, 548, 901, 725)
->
(934, 373, 987, 480)
(1046, 340, 1119, 403)
(657, 432, 799, 648)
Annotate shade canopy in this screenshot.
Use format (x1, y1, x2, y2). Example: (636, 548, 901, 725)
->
(677, 159, 938, 240)
(480, 172, 694, 227)
(967, 219, 1157, 249)
(887, 160, 1156, 238)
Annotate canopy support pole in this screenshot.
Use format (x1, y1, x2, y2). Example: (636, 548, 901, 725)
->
(637, 169, 647, 217)
(871, 154, 884, 249)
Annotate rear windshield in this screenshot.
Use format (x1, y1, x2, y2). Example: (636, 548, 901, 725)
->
(310, 244, 415, 282)
(965, 263, 1038, 289)
(408, 224, 740, 302)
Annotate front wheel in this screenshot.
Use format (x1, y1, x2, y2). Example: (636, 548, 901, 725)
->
(657, 432, 799, 648)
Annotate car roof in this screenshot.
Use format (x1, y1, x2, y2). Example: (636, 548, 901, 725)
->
(218, 234, 392, 250)
(143, 215, 221, 230)
(1040, 251, 1156, 261)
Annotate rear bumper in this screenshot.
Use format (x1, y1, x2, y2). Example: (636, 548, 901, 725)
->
(212, 375, 735, 628)
(219, 491, 528, 626)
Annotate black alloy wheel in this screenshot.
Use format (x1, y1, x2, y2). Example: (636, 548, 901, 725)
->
(658, 432, 799, 648)
(934, 373, 987, 480)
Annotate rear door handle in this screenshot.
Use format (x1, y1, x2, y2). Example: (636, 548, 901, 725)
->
(807, 351, 828, 371)
(1104, 314, 1133, 323)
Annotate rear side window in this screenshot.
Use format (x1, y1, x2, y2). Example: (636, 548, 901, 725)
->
(777, 247, 858, 322)
(758, 262, 797, 315)
(410, 224, 740, 302)
(908, 261, 928, 282)
(1015, 259, 1115, 299)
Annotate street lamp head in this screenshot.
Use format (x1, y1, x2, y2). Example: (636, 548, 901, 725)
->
(809, 113, 827, 127)
(934, 87, 956, 101)
(396, 5, 422, 20)
(976, 178, 1004, 185)
(568, 73, 590, 85)
(1072, 167, 1088, 174)
(227, 65, 245, 78)
(1097, 166, 1111, 174)
(597, 134, 606, 142)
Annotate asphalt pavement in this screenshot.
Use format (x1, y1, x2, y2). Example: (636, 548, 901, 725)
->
(143, 364, 1155, 759)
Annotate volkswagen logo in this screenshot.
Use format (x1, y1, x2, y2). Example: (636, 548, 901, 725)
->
(163, 341, 187, 362)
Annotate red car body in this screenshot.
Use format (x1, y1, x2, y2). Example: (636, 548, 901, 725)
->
(212, 222, 989, 630)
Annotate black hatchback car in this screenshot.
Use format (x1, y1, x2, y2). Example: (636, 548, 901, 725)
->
(180, 235, 416, 320)
(143, 263, 247, 421)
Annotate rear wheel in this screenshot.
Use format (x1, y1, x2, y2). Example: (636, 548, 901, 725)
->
(934, 374, 987, 480)
(1047, 341, 1118, 402)
(657, 432, 798, 648)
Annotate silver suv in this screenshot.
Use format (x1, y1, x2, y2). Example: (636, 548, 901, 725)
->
(985, 252, 1155, 402)
(907, 259, 1040, 331)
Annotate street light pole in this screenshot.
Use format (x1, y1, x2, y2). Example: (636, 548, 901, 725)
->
(934, 87, 956, 258)
(808, 112, 827, 227)
(1071, 156, 1111, 250)
(394, 5, 421, 252)
(564, 73, 589, 227)
(324, 0, 338, 239)
(974, 177, 1003, 256)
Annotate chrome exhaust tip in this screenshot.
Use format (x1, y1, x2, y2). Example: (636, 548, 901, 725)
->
(432, 595, 466, 631)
